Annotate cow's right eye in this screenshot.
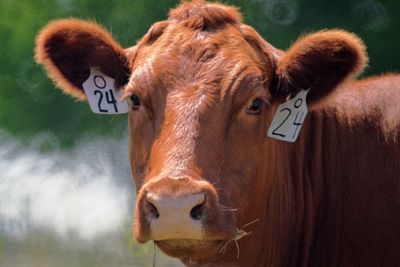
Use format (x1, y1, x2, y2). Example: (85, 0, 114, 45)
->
(129, 94, 141, 109)
(246, 97, 264, 115)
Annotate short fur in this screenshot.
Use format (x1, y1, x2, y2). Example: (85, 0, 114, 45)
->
(169, 0, 242, 30)
(35, 1, 400, 266)
(274, 30, 368, 101)
(35, 19, 129, 100)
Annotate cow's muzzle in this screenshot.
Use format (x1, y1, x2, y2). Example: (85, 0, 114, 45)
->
(134, 176, 236, 245)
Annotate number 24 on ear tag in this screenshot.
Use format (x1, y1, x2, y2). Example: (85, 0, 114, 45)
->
(82, 67, 128, 114)
(267, 89, 310, 143)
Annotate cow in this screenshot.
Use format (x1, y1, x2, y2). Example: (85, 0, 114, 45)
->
(34, 1, 400, 266)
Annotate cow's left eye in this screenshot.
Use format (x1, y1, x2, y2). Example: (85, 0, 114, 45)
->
(246, 98, 264, 114)
(129, 94, 141, 109)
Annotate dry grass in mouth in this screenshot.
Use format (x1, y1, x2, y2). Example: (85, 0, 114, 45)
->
(151, 218, 260, 265)
(219, 218, 260, 259)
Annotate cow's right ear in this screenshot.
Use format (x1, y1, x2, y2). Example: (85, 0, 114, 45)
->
(35, 19, 129, 100)
(271, 30, 368, 102)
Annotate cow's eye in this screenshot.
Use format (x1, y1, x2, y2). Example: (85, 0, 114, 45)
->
(129, 94, 141, 109)
(246, 98, 264, 114)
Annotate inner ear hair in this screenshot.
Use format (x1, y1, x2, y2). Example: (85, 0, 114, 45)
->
(35, 19, 129, 100)
(273, 30, 368, 101)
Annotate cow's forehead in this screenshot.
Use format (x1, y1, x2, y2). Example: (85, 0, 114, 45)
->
(128, 23, 267, 99)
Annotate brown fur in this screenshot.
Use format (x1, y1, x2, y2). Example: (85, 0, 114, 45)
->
(169, 0, 242, 30)
(35, 1, 400, 266)
(274, 30, 368, 101)
(35, 19, 129, 100)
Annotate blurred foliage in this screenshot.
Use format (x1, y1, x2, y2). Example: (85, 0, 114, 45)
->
(125, 226, 181, 267)
(0, 0, 398, 147)
(0, 233, 3, 260)
(0, 227, 182, 267)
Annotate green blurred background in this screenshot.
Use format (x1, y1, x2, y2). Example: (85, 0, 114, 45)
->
(0, 0, 399, 266)
(0, 0, 398, 148)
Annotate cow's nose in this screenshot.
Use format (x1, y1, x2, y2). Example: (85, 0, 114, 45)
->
(145, 192, 206, 221)
(141, 190, 208, 240)
(134, 176, 228, 242)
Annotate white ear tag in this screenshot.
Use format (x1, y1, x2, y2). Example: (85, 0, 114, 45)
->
(82, 67, 128, 114)
(267, 89, 310, 142)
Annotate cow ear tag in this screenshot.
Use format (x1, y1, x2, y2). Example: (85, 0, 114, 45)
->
(82, 67, 129, 114)
(267, 89, 310, 142)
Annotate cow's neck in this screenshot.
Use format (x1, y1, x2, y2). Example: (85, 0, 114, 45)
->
(199, 105, 387, 267)
(245, 110, 336, 266)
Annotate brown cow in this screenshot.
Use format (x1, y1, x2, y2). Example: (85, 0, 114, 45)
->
(35, 1, 400, 266)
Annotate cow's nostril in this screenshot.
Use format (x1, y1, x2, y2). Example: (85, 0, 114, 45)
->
(190, 203, 204, 220)
(148, 202, 160, 219)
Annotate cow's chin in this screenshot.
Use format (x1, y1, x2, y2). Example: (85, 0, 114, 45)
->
(156, 239, 223, 261)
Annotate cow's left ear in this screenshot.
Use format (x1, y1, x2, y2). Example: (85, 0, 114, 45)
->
(272, 30, 368, 101)
(35, 19, 129, 100)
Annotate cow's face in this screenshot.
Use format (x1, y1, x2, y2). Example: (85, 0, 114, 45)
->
(127, 17, 277, 260)
(35, 1, 367, 263)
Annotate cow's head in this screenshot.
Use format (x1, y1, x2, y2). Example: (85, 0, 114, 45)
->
(35, 1, 367, 264)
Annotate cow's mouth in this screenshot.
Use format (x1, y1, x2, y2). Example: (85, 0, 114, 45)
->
(156, 239, 223, 260)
